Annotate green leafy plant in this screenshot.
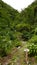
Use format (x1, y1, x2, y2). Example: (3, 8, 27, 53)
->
(28, 44, 37, 57)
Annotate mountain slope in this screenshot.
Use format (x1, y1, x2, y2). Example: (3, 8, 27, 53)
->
(0, 0, 20, 57)
(18, 0, 37, 40)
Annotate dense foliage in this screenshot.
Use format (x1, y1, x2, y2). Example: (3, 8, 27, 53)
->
(0, 0, 21, 57)
(0, 0, 37, 57)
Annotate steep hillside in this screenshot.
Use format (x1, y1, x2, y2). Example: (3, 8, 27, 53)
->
(17, 0, 37, 41)
(0, 0, 20, 57)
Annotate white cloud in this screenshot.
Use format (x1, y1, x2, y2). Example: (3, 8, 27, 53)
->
(2, 0, 35, 11)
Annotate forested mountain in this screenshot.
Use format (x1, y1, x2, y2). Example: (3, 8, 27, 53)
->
(0, 0, 20, 57)
(0, 0, 37, 57)
(18, 0, 37, 39)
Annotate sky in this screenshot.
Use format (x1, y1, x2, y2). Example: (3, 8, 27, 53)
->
(2, 0, 35, 11)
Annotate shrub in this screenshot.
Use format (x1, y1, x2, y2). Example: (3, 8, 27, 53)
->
(28, 44, 37, 57)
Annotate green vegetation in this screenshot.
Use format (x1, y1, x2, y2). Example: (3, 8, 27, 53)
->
(0, 0, 37, 61)
(0, 0, 21, 57)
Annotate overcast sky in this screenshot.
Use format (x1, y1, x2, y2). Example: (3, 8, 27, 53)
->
(2, 0, 35, 11)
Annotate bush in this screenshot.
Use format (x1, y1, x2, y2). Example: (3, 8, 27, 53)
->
(28, 44, 37, 57)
